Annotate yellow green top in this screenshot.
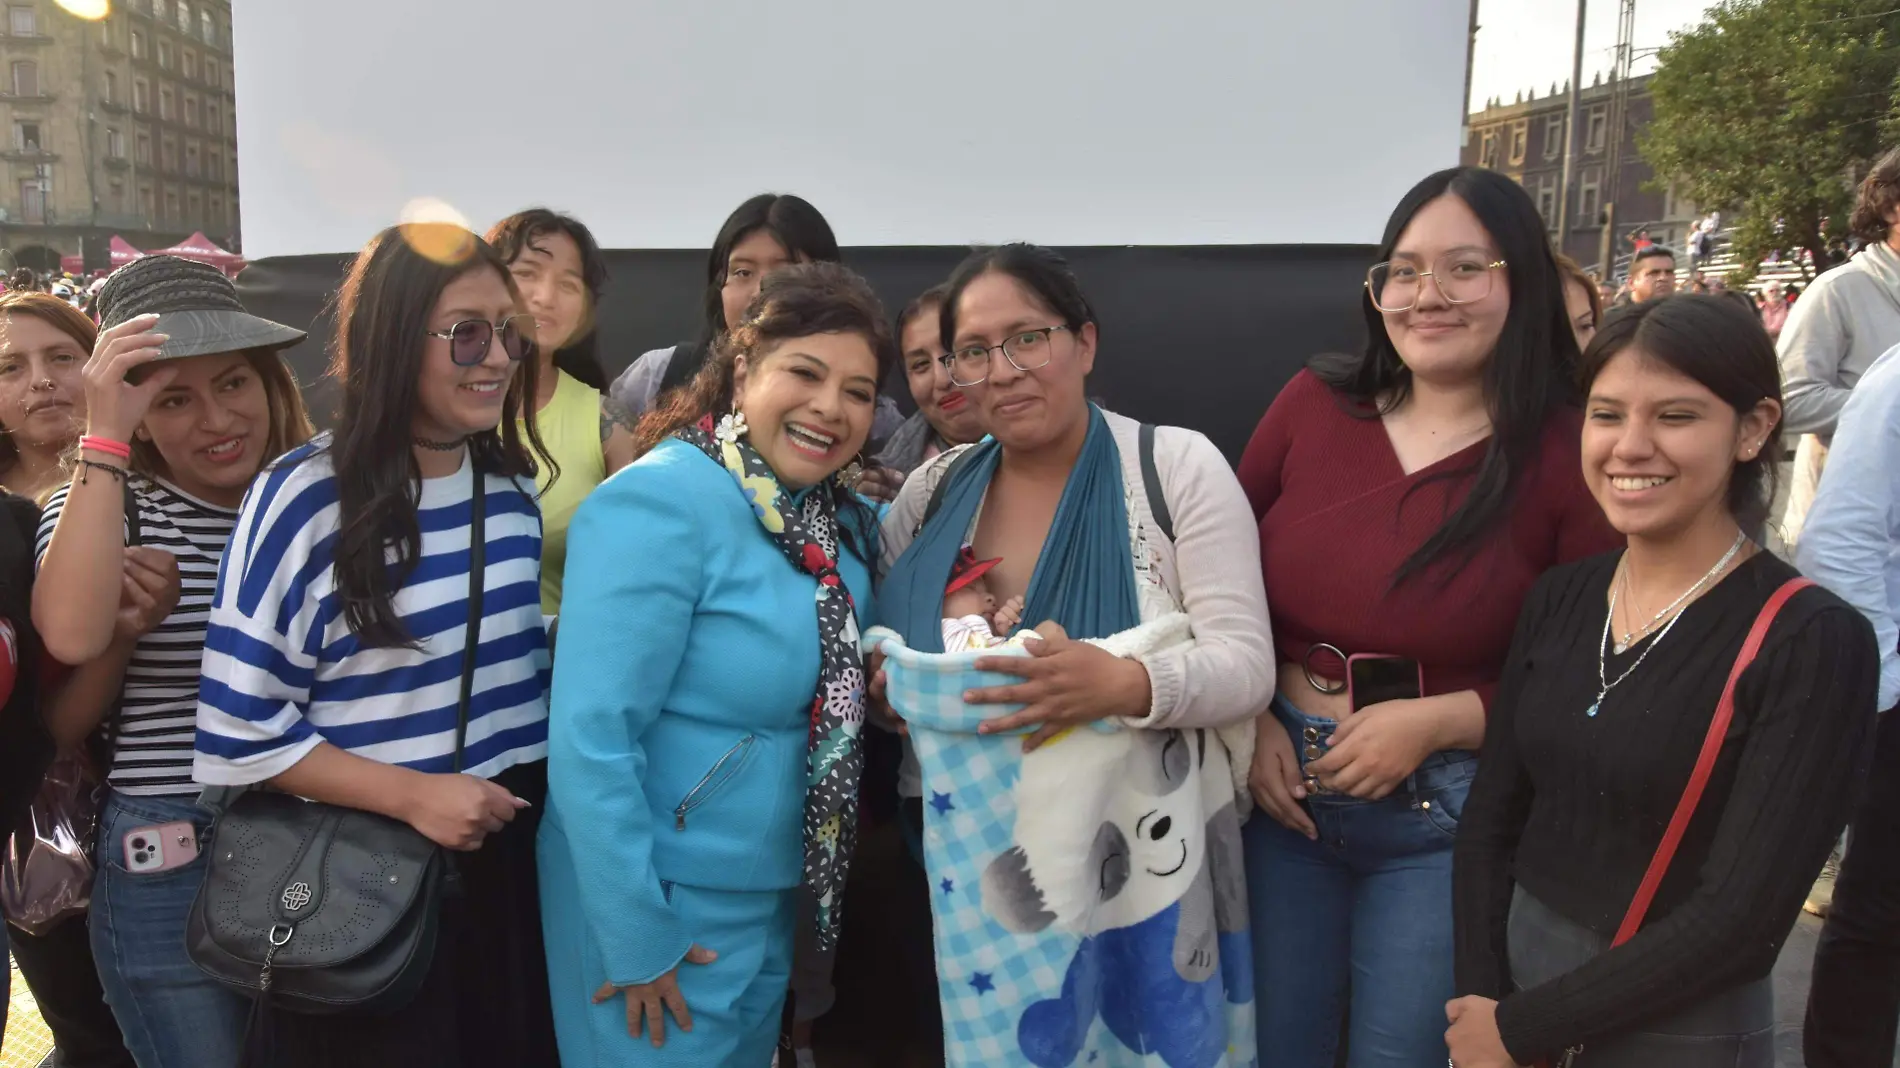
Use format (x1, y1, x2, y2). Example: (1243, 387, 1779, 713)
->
(522, 369, 606, 616)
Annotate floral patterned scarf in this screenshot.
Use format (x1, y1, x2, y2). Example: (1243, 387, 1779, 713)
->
(675, 416, 865, 951)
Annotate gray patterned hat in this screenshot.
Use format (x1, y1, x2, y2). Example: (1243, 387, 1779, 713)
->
(94, 255, 304, 360)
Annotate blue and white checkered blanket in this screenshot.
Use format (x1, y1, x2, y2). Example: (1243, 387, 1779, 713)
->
(866, 620, 1256, 1068)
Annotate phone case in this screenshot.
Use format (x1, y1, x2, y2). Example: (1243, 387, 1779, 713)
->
(1345, 652, 1425, 712)
(123, 821, 198, 874)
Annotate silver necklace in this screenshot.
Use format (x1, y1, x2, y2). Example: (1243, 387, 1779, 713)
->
(1613, 530, 1744, 652)
(1589, 531, 1746, 719)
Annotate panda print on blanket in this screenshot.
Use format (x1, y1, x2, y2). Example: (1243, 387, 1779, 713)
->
(980, 728, 1256, 1068)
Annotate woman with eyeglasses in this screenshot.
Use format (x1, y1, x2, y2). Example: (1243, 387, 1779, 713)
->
(192, 224, 558, 1066)
(1234, 167, 1620, 1068)
(31, 255, 315, 1068)
(608, 194, 904, 448)
(486, 208, 636, 616)
(539, 262, 884, 1066)
(873, 243, 1274, 1066)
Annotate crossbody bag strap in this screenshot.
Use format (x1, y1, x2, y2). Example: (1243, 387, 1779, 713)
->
(453, 465, 486, 774)
(96, 479, 143, 773)
(1611, 576, 1815, 946)
(1138, 422, 1174, 544)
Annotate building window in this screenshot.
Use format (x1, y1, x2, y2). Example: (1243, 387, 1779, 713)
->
(8, 5, 34, 35)
(138, 182, 153, 219)
(135, 131, 150, 164)
(205, 62, 218, 89)
(175, 0, 189, 33)
(13, 121, 40, 152)
(10, 60, 37, 97)
(1537, 177, 1557, 225)
(158, 39, 172, 70)
(208, 191, 220, 221)
(19, 177, 45, 223)
(130, 29, 144, 58)
(159, 86, 173, 121)
(164, 188, 178, 220)
(109, 177, 124, 212)
(206, 101, 219, 135)
(1509, 122, 1528, 166)
(207, 149, 220, 181)
(1544, 114, 1564, 160)
(185, 141, 199, 177)
(1586, 106, 1608, 153)
(184, 92, 198, 127)
(187, 189, 200, 221)
(107, 127, 124, 158)
(199, 10, 213, 45)
(133, 78, 148, 113)
(182, 50, 196, 81)
(1579, 165, 1603, 225)
(160, 135, 175, 172)
(105, 70, 118, 102)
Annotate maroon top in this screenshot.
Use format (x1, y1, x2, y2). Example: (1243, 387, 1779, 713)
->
(1237, 370, 1620, 710)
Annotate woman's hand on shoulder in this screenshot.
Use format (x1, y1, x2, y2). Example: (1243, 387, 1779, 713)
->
(969, 624, 1153, 750)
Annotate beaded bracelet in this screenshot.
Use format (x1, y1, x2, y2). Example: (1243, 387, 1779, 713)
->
(78, 435, 132, 460)
(77, 458, 127, 485)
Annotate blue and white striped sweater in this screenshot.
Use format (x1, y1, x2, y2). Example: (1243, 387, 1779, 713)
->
(194, 439, 550, 786)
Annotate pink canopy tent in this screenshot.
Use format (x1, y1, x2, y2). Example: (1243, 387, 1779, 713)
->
(58, 235, 148, 277)
(149, 231, 245, 275)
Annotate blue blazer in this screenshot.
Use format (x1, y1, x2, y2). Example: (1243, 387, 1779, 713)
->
(539, 439, 875, 986)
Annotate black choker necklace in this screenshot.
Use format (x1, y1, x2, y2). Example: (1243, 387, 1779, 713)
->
(413, 435, 465, 452)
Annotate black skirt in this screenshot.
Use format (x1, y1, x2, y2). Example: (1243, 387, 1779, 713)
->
(263, 760, 558, 1068)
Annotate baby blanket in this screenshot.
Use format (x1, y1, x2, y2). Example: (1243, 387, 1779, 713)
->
(865, 616, 1256, 1068)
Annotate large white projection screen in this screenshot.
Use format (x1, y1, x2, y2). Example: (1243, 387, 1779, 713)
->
(233, 1, 1467, 258)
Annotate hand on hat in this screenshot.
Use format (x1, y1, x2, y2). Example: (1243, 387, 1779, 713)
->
(84, 313, 178, 444)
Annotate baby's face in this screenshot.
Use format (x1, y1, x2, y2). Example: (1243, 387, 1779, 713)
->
(945, 577, 998, 620)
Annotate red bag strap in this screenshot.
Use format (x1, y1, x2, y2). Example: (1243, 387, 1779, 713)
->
(1610, 576, 1814, 946)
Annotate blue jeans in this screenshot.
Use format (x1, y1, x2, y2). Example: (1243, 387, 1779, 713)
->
(1243, 696, 1476, 1068)
(90, 792, 249, 1068)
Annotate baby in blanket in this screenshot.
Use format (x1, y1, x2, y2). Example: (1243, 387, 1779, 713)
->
(942, 545, 1050, 653)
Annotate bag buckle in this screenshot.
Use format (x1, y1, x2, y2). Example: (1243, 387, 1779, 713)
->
(259, 923, 294, 992)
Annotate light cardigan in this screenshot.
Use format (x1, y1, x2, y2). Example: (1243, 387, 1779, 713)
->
(879, 409, 1276, 804)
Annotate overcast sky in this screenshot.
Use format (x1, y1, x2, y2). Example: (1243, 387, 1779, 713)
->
(1468, 0, 1713, 113)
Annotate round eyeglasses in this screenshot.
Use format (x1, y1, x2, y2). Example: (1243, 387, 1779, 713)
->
(426, 314, 536, 367)
(943, 325, 1069, 387)
(1365, 256, 1507, 313)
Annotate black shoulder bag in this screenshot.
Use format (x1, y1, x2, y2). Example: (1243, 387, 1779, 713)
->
(186, 469, 487, 1017)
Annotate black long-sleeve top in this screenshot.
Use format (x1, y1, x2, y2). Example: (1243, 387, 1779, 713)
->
(1453, 550, 1878, 1063)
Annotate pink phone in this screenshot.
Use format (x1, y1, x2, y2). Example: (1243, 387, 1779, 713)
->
(123, 821, 199, 874)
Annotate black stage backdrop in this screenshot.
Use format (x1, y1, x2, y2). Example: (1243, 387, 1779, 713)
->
(234, 244, 1377, 463)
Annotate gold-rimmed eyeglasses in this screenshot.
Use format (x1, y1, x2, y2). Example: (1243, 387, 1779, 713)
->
(1365, 256, 1507, 313)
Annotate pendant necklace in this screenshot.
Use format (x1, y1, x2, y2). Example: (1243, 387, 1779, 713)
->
(1588, 530, 1746, 719)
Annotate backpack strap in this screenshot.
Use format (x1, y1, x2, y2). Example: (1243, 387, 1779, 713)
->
(1139, 423, 1173, 544)
(921, 446, 982, 529)
(656, 339, 708, 397)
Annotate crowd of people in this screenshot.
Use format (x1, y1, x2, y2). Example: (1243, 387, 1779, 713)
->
(0, 154, 1892, 1068)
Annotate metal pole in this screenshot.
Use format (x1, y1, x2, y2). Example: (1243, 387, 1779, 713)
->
(1462, 0, 1480, 147)
(1556, 0, 1585, 246)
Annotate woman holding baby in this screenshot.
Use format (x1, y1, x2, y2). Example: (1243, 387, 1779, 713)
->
(872, 243, 1276, 1064)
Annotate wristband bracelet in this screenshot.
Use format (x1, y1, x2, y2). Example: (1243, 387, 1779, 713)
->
(79, 435, 132, 460)
(76, 458, 127, 485)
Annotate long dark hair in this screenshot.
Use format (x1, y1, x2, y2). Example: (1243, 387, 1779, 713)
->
(700, 194, 840, 341)
(325, 224, 549, 648)
(1312, 166, 1580, 585)
(484, 208, 610, 390)
(634, 261, 893, 560)
(1579, 295, 1783, 533)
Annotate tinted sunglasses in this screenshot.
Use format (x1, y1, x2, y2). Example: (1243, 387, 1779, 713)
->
(426, 314, 536, 367)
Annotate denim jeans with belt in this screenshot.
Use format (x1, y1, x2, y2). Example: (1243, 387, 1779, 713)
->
(89, 792, 249, 1068)
(1242, 695, 1475, 1068)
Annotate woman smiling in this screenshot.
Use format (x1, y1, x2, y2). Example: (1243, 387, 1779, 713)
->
(542, 262, 886, 1066)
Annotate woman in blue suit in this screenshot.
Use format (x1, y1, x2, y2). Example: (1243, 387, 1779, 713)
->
(539, 262, 889, 1065)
